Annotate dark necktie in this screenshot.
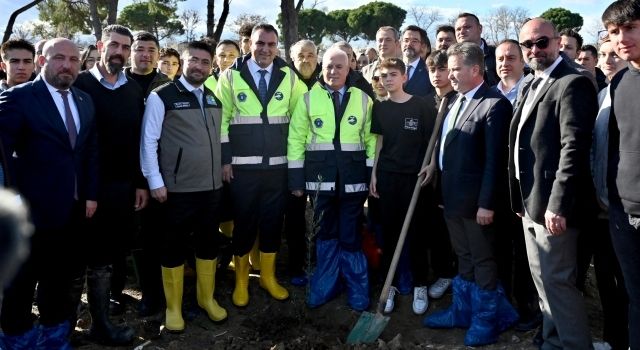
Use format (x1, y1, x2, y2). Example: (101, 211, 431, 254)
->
(406, 65, 413, 80)
(332, 91, 341, 116)
(258, 69, 268, 104)
(523, 77, 542, 106)
(58, 90, 77, 148)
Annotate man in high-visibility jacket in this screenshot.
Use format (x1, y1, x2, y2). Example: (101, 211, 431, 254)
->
(215, 23, 306, 307)
(288, 47, 376, 311)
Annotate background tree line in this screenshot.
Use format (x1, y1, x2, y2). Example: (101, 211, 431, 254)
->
(4, 0, 589, 62)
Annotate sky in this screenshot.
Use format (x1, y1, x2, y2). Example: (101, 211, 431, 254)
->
(0, 0, 612, 46)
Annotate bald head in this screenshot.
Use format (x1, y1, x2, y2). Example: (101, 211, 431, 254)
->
(322, 47, 349, 91)
(39, 38, 81, 89)
(519, 18, 560, 72)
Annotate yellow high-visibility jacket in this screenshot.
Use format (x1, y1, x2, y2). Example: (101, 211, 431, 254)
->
(215, 55, 306, 169)
(288, 82, 375, 195)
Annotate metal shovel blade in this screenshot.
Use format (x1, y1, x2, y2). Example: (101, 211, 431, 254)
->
(346, 311, 390, 344)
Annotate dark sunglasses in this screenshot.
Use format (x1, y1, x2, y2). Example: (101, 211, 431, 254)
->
(519, 36, 553, 50)
(372, 76, 380, 82)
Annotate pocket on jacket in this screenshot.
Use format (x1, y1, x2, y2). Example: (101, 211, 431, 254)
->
(173, 147, 183, 184)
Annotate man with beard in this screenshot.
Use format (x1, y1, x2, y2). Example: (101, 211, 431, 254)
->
(0, 38, 98, 349)
(141, 40, 226, 332)
(290, 39, 320, 89)
(73, 24, 145, 345)
(509, 18, 597, 349)
(401, 25, 433, 97)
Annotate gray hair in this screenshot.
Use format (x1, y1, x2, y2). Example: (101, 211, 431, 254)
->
(290, 39, 317, 59)
(447, 42, 485, 74)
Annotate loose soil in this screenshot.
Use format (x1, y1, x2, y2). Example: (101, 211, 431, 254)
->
(71, 256, 605, 350)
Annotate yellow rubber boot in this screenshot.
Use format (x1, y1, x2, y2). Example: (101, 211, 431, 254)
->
(259, 252, 289, 300)
(249, 238, 261, 271)
(232, 254, 250, 307)
(219, 221, 233, 238)
(195, 258, 228, 322)
(161, 265, 185, 332)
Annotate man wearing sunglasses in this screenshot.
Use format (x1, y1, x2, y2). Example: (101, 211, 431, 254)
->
(509, 18, 598, 349)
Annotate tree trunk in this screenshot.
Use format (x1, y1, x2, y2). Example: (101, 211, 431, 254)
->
(295, 0, 303, 12)
(213, 0, 229, 42)
(3, 0, 46, 43)
(107, 0, 118, 24)
(280, 0, 298, 63)
(88, 0, 102, 41)
(206, 0, 214, 38)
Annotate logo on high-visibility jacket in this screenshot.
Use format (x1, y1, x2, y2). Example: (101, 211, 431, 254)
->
(314, 118, 323, 128)
(347, 116, 357, 125)
(237, 92, 247, 102)
(274, 91, 284, 100)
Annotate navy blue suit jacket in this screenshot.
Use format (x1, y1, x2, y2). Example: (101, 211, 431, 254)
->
(435, 83, 512, 218)
(0, 76, 98, 229)
(404, 58, 434, 98)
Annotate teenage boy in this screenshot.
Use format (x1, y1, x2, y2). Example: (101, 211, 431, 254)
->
(370, 57, 437, 315)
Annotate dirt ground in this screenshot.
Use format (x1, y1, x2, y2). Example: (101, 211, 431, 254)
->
(70, 252, 605, 350)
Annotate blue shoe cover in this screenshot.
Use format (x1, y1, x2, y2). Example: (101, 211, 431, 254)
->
(0, 327, 40, 350)
(395, 249, 413, 295)
(307, 239, 341, 308)
(464, 285, 498, 347)
(423, 275, 473, 329)
(340, 250, 369, 311)
(495, 283, 519, 332)
(38, 321, 73, 350)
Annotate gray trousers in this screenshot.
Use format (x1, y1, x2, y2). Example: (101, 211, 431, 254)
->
(521, 215, 593, 350)
(445, 214, 497, 290)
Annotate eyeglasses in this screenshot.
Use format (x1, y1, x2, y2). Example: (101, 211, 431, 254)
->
(519, 36, 553, 50)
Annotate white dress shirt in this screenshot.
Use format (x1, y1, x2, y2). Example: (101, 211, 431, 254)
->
(515, 56, 563, 179)
(43, 77, 80, 133)
(439, 81, 483, 169)
(140, 75, 203, 190)
(247, 58, 274, 89)
(89, 65, 128, 90)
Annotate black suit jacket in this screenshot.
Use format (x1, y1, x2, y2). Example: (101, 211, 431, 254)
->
(0, 76, 98, 229)
(508, 59, 598, 225)
(428, 83, 512, 218)
(404, 58, 434, 97)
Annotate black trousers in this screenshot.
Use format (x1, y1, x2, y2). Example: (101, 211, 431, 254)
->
(284, 193, 307, 276)
(162, 190, 221, 267)
(493, 209, 538, 315)
(230, 168, 287, 256)
(86, 181, 137, 297)
(377, 170, 454, 286)
(135, 200, 167, 305)
(1, 202, 85, 335)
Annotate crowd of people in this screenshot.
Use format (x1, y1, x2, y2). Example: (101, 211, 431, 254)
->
(0, 0, 638, 349)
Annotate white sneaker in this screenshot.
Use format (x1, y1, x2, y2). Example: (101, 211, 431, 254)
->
(384, 286, 398, 313)
(412, 286, 429, 314)
(428, 278, 452, 299)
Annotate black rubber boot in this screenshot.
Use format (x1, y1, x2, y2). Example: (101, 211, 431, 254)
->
(87, 265, 135, 345)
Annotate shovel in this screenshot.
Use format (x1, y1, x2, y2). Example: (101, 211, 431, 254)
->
(346, 98, 447, 345)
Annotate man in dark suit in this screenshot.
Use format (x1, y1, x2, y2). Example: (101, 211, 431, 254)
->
(509, 18, 598, 349)
(0, 38, 98, 349)
(401, 25, 434, 97)
(422, 42, 516, 347)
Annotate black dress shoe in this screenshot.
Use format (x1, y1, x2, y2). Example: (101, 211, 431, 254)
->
(515, 312, 542, 332)
(532, 327, 543, 348)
